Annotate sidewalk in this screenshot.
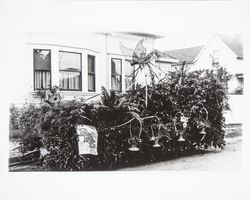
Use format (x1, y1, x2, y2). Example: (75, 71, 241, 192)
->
(119, 137, 242, 171)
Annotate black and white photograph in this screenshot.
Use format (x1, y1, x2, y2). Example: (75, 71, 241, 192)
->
(1, 0, 250, 200)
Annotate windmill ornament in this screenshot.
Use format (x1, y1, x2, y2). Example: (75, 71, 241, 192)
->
(120, 39, 160, 107)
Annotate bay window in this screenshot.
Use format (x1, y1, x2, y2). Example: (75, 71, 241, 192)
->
(59, 51, 82, 91)
(33, 49, 51, 90)
(111, 58, 122, 92)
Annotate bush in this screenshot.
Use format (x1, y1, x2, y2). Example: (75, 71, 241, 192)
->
(18, 104, 43, 153)
(12, 65, 231, 170)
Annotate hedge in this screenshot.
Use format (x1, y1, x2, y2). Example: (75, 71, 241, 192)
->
(10, 65, 231, 170)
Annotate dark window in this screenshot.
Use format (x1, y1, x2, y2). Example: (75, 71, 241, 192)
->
(88, 55, 96, 92)
(59, 51, 81, 91)
(33, 49, 51, 90)
(111, 58, 122, 92)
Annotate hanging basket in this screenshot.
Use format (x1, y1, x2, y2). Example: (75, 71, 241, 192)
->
(153, 141, 161, 148)
(128, 137, 140, 151)
(177, 134, 186, 142)
(128, 145, 140, 151)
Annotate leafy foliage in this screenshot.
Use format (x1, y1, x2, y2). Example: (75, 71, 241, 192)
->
(10, 65, 231, 170)
(18, 104, 43, 153)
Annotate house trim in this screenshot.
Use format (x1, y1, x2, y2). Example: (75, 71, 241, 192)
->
(26, 42, 101, 54)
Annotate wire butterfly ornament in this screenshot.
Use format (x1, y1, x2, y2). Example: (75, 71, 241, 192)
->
(119, 39, 160, 107)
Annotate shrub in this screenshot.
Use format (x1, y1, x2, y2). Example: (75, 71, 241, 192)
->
(13, 65, 231, 170)
(18, 104, 43, 153)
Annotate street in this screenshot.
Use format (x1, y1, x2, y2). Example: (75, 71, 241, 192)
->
(119, 137, 242, 171)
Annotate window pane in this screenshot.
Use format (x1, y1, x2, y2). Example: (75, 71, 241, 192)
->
(34, 71, 51, 89)
(88, 55, 95, 72)
(111, 59, 116, 74)
(34, 49, 51, 70)
(111, 75, 121, 91)
(59, 51, 81, 71)
(59, 71, 81, 90)
(111, 58, 121, 75)
(88, 74, 95, 91)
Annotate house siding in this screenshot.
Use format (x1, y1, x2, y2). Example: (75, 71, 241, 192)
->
(10, 32, 156, 104)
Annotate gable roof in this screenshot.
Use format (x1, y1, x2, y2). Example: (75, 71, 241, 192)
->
(164, 45, 204, 63)
(154, 49, 177, 60)
(218, 34, 243, 58)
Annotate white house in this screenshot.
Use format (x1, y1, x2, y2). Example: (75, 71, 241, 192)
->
(11, 32, 169, 104)
(164, 34, 244, 124)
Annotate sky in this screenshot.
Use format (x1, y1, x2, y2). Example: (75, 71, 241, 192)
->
(0, 1, 248, 52)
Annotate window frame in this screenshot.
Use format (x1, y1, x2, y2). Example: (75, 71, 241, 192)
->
(33, 49, 52, 90)
(59, 50, 82, 91)
(111, 58, 122, 92)
(87, 54, 96, 92)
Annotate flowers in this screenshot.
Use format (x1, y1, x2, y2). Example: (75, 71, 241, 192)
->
(37, 85, 62, 106)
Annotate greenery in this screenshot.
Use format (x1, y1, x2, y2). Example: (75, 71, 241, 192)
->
(9, 65, 231, 170)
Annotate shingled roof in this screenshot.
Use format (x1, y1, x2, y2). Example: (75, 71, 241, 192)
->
(218, 34, 243, 58)
(154, 49, 177, 60)
(164, 46, 204, 63)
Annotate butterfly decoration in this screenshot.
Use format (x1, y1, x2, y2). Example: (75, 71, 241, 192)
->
(120, 39, 163, 107)
(119, 39, 161, 89)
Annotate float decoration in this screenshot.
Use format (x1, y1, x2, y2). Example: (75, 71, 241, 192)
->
(173, 111, 188, 142)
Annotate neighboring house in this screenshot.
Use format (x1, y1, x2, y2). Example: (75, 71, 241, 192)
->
(165, 45, 204, 67)
(154, 50, 179, 76)
(165, 34, 244, 124)
(13, 32, 163, 104)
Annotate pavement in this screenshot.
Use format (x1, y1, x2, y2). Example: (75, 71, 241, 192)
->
(119, 137, 242, 171)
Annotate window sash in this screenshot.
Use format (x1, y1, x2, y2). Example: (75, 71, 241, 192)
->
(111, 58, 122, 75)
(111, 58, 122, 91)
(88, 55, 95, 73)
(59, 71, 81, 90)
(111, 75, 122, 92)
(34, 70, 51, 90)
(59, 51, 82, 91)
(88, 55, 96, 91)
(88, 74, 95, 91)
(59, 51, 81, 71)
(34, 49, 51, 70)
(33, 49, 51, 90)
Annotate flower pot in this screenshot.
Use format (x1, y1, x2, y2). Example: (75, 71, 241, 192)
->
(153, 143, 161, 148)
(178, 135, 185, 142)
(128, 145, 140, 151)
(153, 138, 161, 147)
